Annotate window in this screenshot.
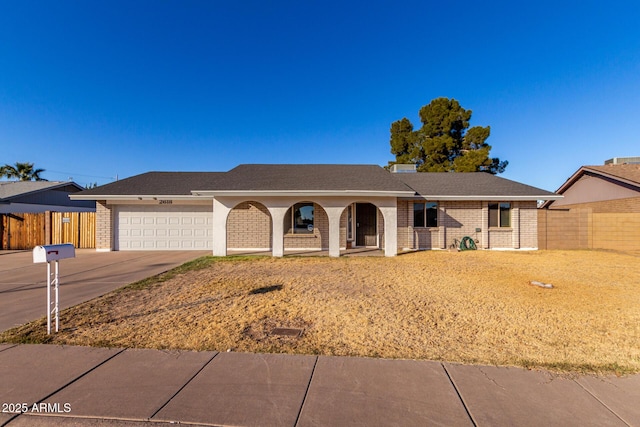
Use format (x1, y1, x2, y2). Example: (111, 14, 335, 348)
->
(413, 202, 438, 228)
(292, 202, 314, 234)
(413, 203, 425, 227)
(489, 202, 511, 227)
(426, 202, 437, 227)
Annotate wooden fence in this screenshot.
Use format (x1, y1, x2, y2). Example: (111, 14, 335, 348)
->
(538, 208, 640, 250)
(0, 212, 96, 250)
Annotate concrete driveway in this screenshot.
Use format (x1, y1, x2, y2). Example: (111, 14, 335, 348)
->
(0, 250, 209, 332)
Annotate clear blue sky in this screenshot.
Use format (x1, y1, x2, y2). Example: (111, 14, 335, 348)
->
(1, 1, 639, 191)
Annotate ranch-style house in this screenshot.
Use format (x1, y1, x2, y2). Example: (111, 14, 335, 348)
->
(71, 164, 561, 256)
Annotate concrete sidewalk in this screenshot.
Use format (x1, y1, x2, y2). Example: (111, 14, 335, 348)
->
(1, 344, 638, 426)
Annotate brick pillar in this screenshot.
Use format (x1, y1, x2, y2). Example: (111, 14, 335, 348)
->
(512, 205, 520, 249)
(481, 203, 489, 249)
(96, 202, 113, 251)
(439, 206, 446, 249)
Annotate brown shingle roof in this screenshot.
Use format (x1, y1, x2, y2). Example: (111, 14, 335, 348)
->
(196, 164, 413, 192)
(394, 172, 557, 198)
(76, 172, 226, 196)
(582, 164, 640, 186)
(73, 165, 559, 200)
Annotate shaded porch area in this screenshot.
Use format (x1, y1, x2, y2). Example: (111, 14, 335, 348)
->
(214, 196, 400, 257)
(227, 247, 386, 257)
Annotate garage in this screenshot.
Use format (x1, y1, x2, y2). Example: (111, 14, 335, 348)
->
(115, 204, 213, 250)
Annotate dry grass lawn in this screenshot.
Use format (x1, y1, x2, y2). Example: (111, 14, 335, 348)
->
(3, 250, 639, 374)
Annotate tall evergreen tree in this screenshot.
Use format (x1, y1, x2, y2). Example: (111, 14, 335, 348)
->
(389, 98, 508, 174)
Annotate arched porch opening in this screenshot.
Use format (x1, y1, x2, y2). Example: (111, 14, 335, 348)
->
(282, 201, 329, 252)
(341, 202, 385, 249)
(226, 201, 272, 251)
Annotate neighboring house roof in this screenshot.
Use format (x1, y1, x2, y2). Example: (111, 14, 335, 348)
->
(0, 180, 94, 213)
(76, 172, 226, 197)
(0, 181, 85, 201)
(394, 173, 559, 200)
(541, 163, 640, 208)
(571, 164, 640, 188)
(71, 164, 560, 201)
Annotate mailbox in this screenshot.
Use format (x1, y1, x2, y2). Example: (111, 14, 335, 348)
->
(33, 244, 76, 263)
(33, 243, 75, 335)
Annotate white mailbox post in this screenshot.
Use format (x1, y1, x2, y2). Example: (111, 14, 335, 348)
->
(33, 244, 76, 334)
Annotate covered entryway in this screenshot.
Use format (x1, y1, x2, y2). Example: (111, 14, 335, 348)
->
(115, 204, 213, 250)
(212, 196, 400, 257)
(355, 203, 378, 247)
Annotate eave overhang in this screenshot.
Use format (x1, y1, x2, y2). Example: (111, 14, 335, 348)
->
(400, 195, 563, 201)
(69, 194, 201, 201)
(70, 191, 559, 202)
(190, 190, 417, 198)
(556, 167, 640, 194)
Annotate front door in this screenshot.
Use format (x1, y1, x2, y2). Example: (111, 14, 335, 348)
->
(355, 203, 377, 247)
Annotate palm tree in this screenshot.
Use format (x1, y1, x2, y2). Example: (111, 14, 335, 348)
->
(1, 162, 47, 181)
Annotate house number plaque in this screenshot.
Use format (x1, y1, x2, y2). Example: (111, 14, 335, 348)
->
(159, 200, 173, 205)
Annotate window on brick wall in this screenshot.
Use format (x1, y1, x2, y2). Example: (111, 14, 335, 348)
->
(413, 202, 438, 228)
(489, 202, 511, 227)
(286, 202, 314, 234)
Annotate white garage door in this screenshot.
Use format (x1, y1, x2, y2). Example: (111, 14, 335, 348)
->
(116, 205, 213, 250)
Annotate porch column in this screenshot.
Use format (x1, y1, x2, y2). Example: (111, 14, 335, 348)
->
(511, 204, 520, 249)
(379, 206, 398, 257)
(325, 207, 343, 257)
(438, 205, 446, 249)
(268, 207, 288, 257)
(212, 198, 232, 256)
(481, 203, 489, 249)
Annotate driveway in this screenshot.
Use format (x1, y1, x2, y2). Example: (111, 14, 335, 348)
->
(0, 250, 209, 332)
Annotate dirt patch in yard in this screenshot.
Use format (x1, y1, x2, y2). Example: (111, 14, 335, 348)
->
(3, 250, 639, 374)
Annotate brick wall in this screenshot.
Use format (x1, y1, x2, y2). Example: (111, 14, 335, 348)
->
(96, 201, 113, 250)
(397, 200, 440, 249)
(340, 208, 348, 248)
(518, 202, 539, 248)
(538, 208, 591, 249)
(227, 201, 272, 249)
(378, 206, 385, 249)
(485, 201, 538, 249)
(442, 201, 483, 248)
(224, 203, 360, 251)
(593, 213, 640, 250)
(397, 200, 538, 250)
(397, 200, 410, 249)
(284, 203, 328, 249)
(539, 208, 640, 250)
(412, 229, 439, 249)
(487, 228, 512, 248)
(550, 196, 640, 213)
